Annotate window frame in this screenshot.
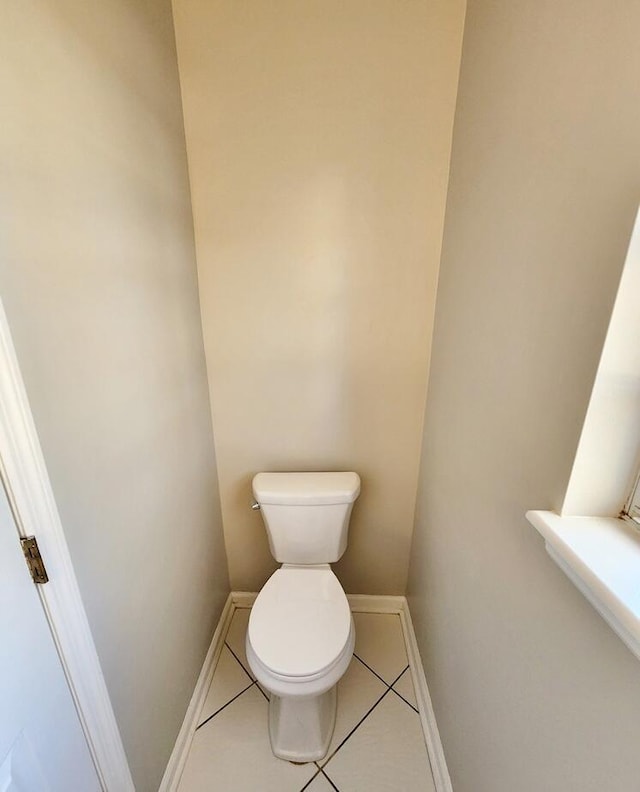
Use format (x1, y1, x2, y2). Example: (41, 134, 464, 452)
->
(623, 467, 640, 524)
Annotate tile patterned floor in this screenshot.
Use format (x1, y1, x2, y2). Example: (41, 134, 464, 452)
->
(177, 609, 436, 791)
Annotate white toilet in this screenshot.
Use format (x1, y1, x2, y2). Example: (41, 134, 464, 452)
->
(246, 471, 360, 763)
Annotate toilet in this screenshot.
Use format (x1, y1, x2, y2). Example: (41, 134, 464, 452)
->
(246, 471, 360, 763)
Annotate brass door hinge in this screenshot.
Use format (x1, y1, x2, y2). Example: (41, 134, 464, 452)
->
(20, 536, 49, 584)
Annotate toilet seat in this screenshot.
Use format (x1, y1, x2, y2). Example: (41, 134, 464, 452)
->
(247, 565, 353, 686)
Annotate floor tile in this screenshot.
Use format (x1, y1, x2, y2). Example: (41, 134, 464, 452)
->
(392, 666, 418, 710)
(178, 685, 316, 792)
(225, 608, 270, 698)
(198, 644, 253, 725)
(303, 769, 338, 791)
(225, 607, 253, 677)
(352, 613, 408, 684)
(319, 657, 386, 766)
(178, 609, 438, 791)
(324, 690, 435, 792)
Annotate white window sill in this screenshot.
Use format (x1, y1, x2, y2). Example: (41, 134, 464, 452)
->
(526, 510, 640, 660)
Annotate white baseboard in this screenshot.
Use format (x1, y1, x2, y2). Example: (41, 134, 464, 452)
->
(158, 594, 234, 792)
(231, 591, 257, 608)
(160, 591, 452, 792)
(399, 600, 453, 792)
(347, 593, 406, 613)
(232, 591, 407, 615)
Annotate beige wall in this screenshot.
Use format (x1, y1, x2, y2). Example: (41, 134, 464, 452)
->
(408, 1, 640, 790)
(173, 0, 465, 592)
(0, 1, 229, 789)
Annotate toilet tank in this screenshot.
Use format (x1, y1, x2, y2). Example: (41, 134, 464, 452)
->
(252, 472, 361, 564)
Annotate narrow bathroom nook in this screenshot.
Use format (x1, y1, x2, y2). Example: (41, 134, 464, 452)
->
(177, 608, 436, 791)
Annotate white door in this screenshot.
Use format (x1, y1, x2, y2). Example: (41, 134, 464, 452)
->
(0, 479, 101, 792)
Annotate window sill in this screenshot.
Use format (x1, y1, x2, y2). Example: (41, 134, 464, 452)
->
(526, 510, 640, 660)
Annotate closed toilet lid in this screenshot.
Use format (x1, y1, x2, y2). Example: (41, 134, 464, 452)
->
(248, 566, 351, 679)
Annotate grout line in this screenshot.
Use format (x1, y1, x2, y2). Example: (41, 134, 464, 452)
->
(389, 665, 411, 687)
(320, 687, 391, 768)
(299, 766, 323, 792)
(225, 632, 269, 701)
(321, 769, 340, 791)
(320, 664, 410, 768)
(395, 665, 410, 683)
(353, 653, 409, 689)
(225, 633, 268, 701)
(195, 681, 255, 731)
(255, 681, 270, 702)
(390, 685, 420, 714)
(390, 667, 420, 713)
(224, 640, 254, 683)
(353, 653, 389, 686)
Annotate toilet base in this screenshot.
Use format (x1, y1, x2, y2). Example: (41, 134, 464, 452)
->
(268, 686, 337, 763)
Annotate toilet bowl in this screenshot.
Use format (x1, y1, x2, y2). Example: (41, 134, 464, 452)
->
(246, 471, 360, 762)
(247, 565, 355, 761)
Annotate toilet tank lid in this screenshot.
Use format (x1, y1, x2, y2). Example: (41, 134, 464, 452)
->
(253, 472, 360, 505)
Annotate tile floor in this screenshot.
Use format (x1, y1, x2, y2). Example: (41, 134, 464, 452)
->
(177, 608, 437, 791)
